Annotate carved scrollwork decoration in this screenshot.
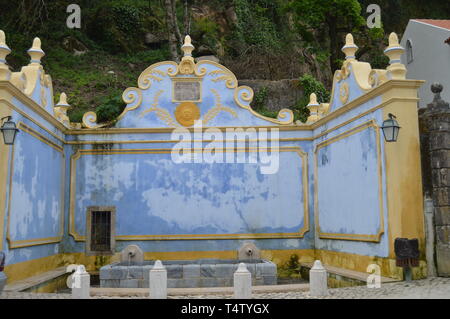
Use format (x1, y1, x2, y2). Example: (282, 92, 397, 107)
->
(202, 89, 238, 125)
(82, 111, 99, 128)
(234, 86, 293, 125)
(336, 61, 351, 83)
(339, 82, 350, 104)
(208, 69, 237, 89)
(368, 69, 388, 89)
(138, 90, 179, 127)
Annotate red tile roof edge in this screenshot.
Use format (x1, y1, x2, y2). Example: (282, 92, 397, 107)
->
(412, 19, 450, 30)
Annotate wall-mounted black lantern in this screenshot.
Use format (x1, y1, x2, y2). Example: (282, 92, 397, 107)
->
(0, 116, 19, 145)
(381, 113, 400, 142)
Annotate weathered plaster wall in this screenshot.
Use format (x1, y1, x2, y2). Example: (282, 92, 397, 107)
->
(311, 82, 390, 260)
(63, 132, 316, 257)
(71, 148, 307, 238)
(0, 32, 427, 282)
(0, 49, 66, 280)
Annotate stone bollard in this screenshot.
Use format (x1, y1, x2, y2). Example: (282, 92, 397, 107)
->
(149, 260, 167, 299)
(309, 260, 328, 296)
(233, 263, 252, 299)
(71, 265, 90, 299)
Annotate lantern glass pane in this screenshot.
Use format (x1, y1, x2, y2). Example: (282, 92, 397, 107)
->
(383, 125, 394, 142)
(393, 126, 399, 141)
(1, 121, 17, 145)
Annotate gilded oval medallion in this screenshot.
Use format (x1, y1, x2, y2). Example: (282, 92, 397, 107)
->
(174, 101, 201, 127)
(339, 82, 350, 104)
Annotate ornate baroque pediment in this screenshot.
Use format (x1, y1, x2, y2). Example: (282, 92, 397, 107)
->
(83, 35, 294, 129)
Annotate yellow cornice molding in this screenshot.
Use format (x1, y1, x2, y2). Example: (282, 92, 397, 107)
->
(67, 125, 311, 135)
(65, 137, 314, 145)
(0, 81, 67, 132)
(1, 79, 424, 139)
(0, 99, 65, 144)
(309, 79, 424, 129)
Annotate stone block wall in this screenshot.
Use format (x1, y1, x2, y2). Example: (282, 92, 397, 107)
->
(239, 79, 304, 111)
(100, 260, 277, 289)
(419, 84, 450, 276)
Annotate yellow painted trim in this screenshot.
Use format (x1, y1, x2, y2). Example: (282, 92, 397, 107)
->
(0, 81, 67, 131)
(312, 97, 415, 140)
(381, 87, 425, 259)
(3, 254, 66, 283)
(315, 249, 402, 280)
(6, 123, 65, 249)
(0, 89, 13, 250)
(310, 83, 422, 129)
(314, 120, 385, 242)
(62, 96, 418, 149)
(116, 87, 144, 121)
(0, 98, 65, 144)
(4, 248, 427, 285)
(138, 61, 177, 89)
(69, 146, 309, 241)
(3, 249, 317, 284)
(65, 97, 420, 137)
(0, 79, 424, 139)
(65, 137, 314, 145)
(18, 122, 63, 152)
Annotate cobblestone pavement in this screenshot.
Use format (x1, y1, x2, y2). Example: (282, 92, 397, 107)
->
(172, 277, 450, 299)
(1, 277, 449, 299)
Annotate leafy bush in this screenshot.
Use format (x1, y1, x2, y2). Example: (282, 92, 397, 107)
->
(95, 95, 124, 123)
(293, 74, 330, 123)
(112, 5, 142, 35)
(250, 86, 278, 119)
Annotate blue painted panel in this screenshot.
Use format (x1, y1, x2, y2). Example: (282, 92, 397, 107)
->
(8, 129, 63, 242)
(73, 150, 306, 237)
(316, 126, 381, 236)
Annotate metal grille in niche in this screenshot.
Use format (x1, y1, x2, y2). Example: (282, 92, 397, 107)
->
(91, 211, 111, 252)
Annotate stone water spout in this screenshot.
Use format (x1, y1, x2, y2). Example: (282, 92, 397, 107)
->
(238, 242, 261, 260)
(120, 244, 144, 263)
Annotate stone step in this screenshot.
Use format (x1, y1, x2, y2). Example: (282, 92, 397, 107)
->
(300, 262, 401, 283)
(91, 283, 309, 297)
(4, 267, 67, 292)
